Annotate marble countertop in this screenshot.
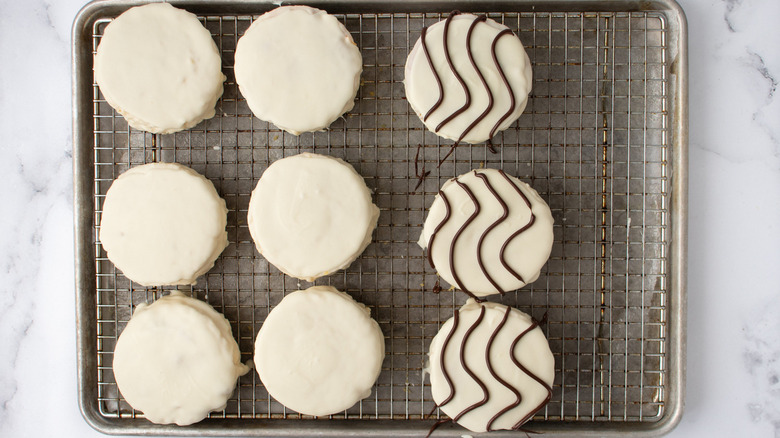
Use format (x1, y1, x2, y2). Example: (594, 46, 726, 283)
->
(1, 0, 778, 436)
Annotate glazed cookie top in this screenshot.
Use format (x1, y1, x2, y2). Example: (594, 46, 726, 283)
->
(99, 163, 228, 286)
(247, 153, 379, 281)
(404, 12, 532, 144)
(113, 292, 249, 426)
(253, 286, 385, 416)
(94, 3, 224, 134)
(419, 168, 554, 297)
(234, 6, 362, 134)
(428, 300, 554, 432)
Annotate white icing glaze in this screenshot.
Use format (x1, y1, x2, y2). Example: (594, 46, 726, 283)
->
(99, 163, 228, 286)
(428, 299, 554, 432)
(113, 291, 250, 426)
(247, 153, 379, 281)
(94, 3, 225, 134)
(404, 14, 532, 144)
(419, 169, 553, 297)
(234, 6, 362, 135)
(253, 286, 385, 416)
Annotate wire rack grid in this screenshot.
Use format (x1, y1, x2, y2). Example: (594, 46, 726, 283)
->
(90, 9, 670, 427)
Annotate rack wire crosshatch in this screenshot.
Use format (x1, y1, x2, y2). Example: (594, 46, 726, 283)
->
(74, 1, 687, 436)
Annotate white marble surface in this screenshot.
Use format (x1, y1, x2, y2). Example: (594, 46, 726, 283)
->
(1, 0, 778, 436)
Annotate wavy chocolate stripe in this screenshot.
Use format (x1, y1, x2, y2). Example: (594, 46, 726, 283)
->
(420, 26, 444, 122)
(488, 29, 519, 140)
(426, 190, 451, 270)
(454, 15, 493, 144)
(509, 318, 553, 430)
(434, 11, 469, 133)
(448, 179, 480, 298)
(450, 306, 488, 422)
(437, 308, 460, 407)
(473, 171, 509, 294)
(484, 306, 522, 431)
(497, 170, 535, 285)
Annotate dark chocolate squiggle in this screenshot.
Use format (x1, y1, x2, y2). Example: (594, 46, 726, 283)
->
(485, 306, 522, 431)
(450, 306, 488, 422)
(434, 11, 469, 133)
(456, 15, 493, 144)
(473, 171, 509, 294)
(420, 26, 444, 122)
(497, 170, 535, 284)
(509, 318, 553, 430)
(488, 29, 519, 139)
(448, 179, 480, 298)
(426, 190, 451, 270)
(437, 308, 460, 407)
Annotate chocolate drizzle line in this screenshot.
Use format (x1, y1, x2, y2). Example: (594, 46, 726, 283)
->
(437, 308, 460, 407)
(424, 419, 451, 438)
(473, 171, 510, 295)
(413, 144, 430, 192)
(488, 29, 519, 140)
(457, 15, 493, 145)
(420, 26, 444, 122)
(485, 306, 522, 431)
(448, 179, 480, 299)
(450, 306, 488, 422)
(497, 169, 536, 285)
(426, 190, 451, 270)
(509, 318, 553, 430)
(434, 11, 468, 133)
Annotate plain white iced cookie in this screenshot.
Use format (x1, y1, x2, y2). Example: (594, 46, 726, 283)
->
(113, 291, 250, 426)
(234, 6, 362, 134)
(99, 163, 228, 286)
(254, 286, 385, 416)
(419, 168, 553, 298)
(404, 12, 532, 144)
(428, 299, 554, 432)
(247, 153, 379, 281)
(94, 3, 224, 134)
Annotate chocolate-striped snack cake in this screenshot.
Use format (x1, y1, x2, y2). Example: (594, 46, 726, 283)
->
(404, 12, 532, 146)
(419, 168, 554, 298)
(427, 299, 554, 432)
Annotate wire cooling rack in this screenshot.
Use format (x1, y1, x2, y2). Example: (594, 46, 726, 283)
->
(75, 1, 686, 436)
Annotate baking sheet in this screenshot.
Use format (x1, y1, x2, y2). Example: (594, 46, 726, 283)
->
(72, 1, 687, 436)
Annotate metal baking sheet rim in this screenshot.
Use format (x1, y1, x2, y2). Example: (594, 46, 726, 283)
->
(71, 0, 688, 436)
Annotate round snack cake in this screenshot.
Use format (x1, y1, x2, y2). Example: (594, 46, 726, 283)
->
(254, 286, 385, 416)
(234, 6, 362, 134)
(404, 12, 533, 144)
(94, 3, 224, 133)
(419, 168, 553, 298)
(428, 299, 554, 432)
(113, 291, 250, 426)
(99, 163, 228, 286)
(247, 153, 379, 281)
